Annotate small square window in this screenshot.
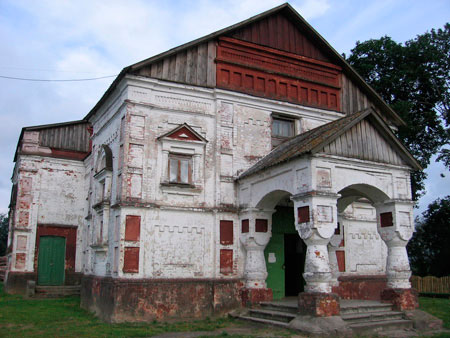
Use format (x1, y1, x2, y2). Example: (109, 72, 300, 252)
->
(168, 154, 192, 184)
(272, 116, 295, 148)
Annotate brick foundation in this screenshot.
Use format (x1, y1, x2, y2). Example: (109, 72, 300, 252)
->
(298, 292, 340, 317)
(241, 288, 273, 306)
(81, 275, 244, 322)
(381, 288, 418, 311)
(334, 274, 387, 300)
(5, 271, 82, 294)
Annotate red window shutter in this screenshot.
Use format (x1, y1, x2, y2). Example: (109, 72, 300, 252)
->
(241, 219, 249, 233)
(125, 215, 141, 241)
(298, 206, 310, 223)
(220, 249, 233, 275)
(123, 247, 139, 273)
(336, 251, 345, 272)
(255, 219, 268, 232)
(220, 220, 233, 245)
(380, 212, 393, 228)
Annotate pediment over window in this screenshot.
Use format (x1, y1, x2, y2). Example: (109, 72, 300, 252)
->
(157, 123, 207, 143)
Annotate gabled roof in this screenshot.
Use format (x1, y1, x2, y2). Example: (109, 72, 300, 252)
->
(238, 108, 422, 179)
(84, 3, 404, 126)
(14, 120, 90, 161)
(157, 123, 207, 143)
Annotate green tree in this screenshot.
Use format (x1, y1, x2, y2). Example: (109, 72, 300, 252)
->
(407, 196, 450, 277)
(0, 213, 8, 256)
(346, 24, 450, 200)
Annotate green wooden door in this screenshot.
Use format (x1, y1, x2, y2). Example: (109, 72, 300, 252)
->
(264, 206, 299, 299)
(38, 236, 65, 285)
(264, 233, 285, 299)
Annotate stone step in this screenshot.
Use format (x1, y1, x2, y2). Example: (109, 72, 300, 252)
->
(237, 315, 290, 328)
(340, 302, 393, 315)
(35, 285, 81, 297)
(349, 319, 413, 334)
(342, 310, 404, 324)
(259, 301, 298, 314)
(249, 308, 297, 323)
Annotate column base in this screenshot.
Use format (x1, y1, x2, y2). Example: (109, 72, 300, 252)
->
(298, 292, 340, 317)
(241, 288, 273, 306)
(380, 288, 418, 311)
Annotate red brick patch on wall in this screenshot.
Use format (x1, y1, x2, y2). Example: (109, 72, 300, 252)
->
(220, 249, 233, 275)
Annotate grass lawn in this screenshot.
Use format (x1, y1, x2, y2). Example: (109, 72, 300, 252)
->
(0, 284, 295, 338)
(1, 283, 450, 338)
(419, 297, 450, 329)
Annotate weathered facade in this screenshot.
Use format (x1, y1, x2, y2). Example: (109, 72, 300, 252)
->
(6, 4, 421, 322)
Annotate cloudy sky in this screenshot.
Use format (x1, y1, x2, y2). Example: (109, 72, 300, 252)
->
(0, 0, 449, 216)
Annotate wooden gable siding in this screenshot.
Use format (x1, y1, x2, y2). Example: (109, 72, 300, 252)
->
(134, 41, 216, 87)
(341, 72, 374, 115)
(39, 123, 91, 153)
(229, 12, 331, 63)
(322, 119, 406, 166)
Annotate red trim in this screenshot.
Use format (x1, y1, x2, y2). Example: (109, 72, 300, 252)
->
(216, 38, 341, 110)
(35, 225, 77, 271)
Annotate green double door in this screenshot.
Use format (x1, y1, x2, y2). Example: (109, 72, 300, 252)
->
(38, 236, 66, 285)
(264, 207, 306, 299)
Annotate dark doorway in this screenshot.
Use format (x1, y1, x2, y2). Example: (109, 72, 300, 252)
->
(284, 233, 306, 296)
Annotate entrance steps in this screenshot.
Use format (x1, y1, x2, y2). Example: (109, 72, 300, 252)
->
(35, 285, 81, 298)
(235, 298, 415, 335)
(341, 300, 414, 335)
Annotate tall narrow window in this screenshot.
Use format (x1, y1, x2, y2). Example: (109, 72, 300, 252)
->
(169, 154, 192, 184)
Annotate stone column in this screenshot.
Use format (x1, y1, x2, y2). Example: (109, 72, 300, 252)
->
(328, 217, 343, 289)
(239, 208, 274, 305)
(376, 200, 418, 311)
(292, 191, 340, 317)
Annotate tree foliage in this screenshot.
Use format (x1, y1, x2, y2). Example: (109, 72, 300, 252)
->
(347, 24, 450, 200)
(407, 196, 450, 277)
(0, 213, 8, 256)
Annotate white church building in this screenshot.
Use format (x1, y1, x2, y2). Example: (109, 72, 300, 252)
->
(5, 3, 421, 322)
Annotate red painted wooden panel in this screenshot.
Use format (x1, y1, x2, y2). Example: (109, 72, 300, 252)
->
(123, 247, 139, 273)
(220, 220, 233, 245)
(336, 251, 345, 272)
(125, 215, 141, 241)
(216, 38, 341, 111)
(298, 206, 310, 223)
(255, 219, 268, 233)
(380, 212, 393, 228)
(220, 249, 233, 275)
(241, 219, 249, 233)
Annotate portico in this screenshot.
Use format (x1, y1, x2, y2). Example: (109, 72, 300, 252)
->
(237, 108, 421, 316)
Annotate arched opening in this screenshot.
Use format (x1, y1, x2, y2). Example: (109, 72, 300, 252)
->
(258, 190, 307, 299)
(334, 184, 390, 278)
